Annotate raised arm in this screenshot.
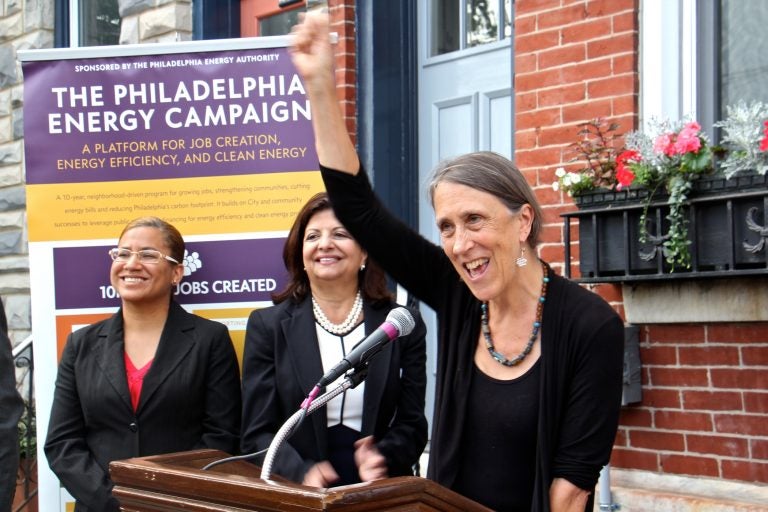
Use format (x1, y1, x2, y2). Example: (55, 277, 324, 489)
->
(290, 11, 359, 174)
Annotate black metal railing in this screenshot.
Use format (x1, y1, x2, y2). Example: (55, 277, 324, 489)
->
(12, 336, 36, 512)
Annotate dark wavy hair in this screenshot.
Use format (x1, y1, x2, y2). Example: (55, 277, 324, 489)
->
(272, 192, 392, 305)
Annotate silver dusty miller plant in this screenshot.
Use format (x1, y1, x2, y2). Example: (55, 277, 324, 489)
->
(714, 100, 768, 178)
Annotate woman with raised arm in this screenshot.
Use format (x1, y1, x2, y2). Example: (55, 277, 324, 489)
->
(240, 192, 428, 487)
(45, 217, 241, 512)
(289, 13, 624, 512)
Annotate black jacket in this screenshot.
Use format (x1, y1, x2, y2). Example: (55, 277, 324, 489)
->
(45, 301, 242, 511)
(0, 299, 23, 511)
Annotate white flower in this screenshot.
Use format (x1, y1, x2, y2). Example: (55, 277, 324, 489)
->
(552, 181, 560, 191)
(555, 167, 566, 177)
(563, 174, 573, 186)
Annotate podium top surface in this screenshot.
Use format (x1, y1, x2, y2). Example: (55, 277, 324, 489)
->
(110, 449, 492, 511)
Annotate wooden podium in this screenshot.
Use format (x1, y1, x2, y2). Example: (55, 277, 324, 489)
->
(110, 449, 491, 511)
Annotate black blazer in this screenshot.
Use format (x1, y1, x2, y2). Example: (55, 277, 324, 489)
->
(240, 297, 428, 483)
(44, 301, 242, 512)
(0, 299, 23, 511)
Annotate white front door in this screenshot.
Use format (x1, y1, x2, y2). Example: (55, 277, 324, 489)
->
(418, 0, 513, 243)
(416, 0, 513, 437)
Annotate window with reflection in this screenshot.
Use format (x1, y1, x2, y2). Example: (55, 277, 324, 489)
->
(698, 0, 768, 136)
(79, 0, 121, 46)
(719, 0, 768, 112)
(259, 8, 300, 36)
(431, 0, 511, 57)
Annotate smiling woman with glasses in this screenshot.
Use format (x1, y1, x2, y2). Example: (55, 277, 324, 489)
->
(45, 216, 241, 512)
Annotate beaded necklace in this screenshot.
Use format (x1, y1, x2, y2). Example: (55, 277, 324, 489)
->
(312, 290, 363, 335)
(480, 262, 549, 367)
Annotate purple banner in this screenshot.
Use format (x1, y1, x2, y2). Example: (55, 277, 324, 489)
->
(53, 238, 289, 309)
(23, 47, 317, 185)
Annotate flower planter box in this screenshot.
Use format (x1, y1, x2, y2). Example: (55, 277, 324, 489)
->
(562, 174, 768, 282)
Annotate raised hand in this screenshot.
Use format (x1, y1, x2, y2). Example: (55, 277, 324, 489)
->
(289, 11, 335, 98)
(288, 10, 359, 173)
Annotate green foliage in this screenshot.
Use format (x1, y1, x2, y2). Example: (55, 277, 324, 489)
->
(714, 100, 768, 177)
(17, 401, 36, 459)
(623, 119, 715, 270)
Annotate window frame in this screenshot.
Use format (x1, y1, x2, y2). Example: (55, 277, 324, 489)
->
(642, 0, 766, 142)
(640, 0, 698, 129)
(428, 0, 511, 58)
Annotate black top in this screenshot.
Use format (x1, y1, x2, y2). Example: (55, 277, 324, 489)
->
(321, 164, 625, 512)
(455, 361, 540, 511)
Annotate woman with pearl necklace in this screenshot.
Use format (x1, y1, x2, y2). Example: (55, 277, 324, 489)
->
(240, 192, 428, 487)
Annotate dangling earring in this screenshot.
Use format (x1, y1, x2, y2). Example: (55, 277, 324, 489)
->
(516, 246, 528, 267)
(360, 263, 366, 271)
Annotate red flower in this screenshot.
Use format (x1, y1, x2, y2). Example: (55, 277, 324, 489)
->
(760, 120, 768, 152)
(616, 149, 640, 166)
(616, 166, 635, 190)
(615, 149, 639, 190)
(654, 133, 675, 156)
(653, 122, 704, 156)
(673, 122, 702, 154)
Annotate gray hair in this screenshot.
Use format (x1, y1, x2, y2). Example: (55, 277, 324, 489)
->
(427, 151, 543, 247)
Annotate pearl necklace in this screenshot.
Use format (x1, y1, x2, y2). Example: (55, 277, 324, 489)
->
(312, 290, 363, 335)
(480, 262, 549, 367)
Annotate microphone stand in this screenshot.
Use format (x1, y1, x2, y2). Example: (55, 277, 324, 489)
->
(260, 368, 368, 481)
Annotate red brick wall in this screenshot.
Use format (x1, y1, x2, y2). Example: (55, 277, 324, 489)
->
(515, 0, 768, 486)
(613, 323, 768, 483)
(328, 1, 357, 144)
(514, 0, 638, 279)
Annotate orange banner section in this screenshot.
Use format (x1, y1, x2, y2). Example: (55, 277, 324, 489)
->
(27, 171, 324, 241)
(194, 306, 258, 370)
(55, 305, 262, 370)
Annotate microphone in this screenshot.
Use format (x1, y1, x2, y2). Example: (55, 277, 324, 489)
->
(316, 306, 415, 387)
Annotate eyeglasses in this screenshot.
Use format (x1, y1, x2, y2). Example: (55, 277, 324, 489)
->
(109, 248, 180, 265)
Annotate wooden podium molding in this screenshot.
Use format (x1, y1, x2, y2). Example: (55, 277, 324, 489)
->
(110, 449, 491, 511)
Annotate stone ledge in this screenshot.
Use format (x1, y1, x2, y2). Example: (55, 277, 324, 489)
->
(622, 276, 768, 323)
(597, 468, 768, 511)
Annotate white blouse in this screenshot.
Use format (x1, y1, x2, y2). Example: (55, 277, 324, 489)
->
(315, 322, 366, 432)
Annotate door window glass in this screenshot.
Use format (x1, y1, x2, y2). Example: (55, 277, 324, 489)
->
(467, 0, 510, 47)
(431, 0, 511, 56)
(432, 0, 460, 55)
